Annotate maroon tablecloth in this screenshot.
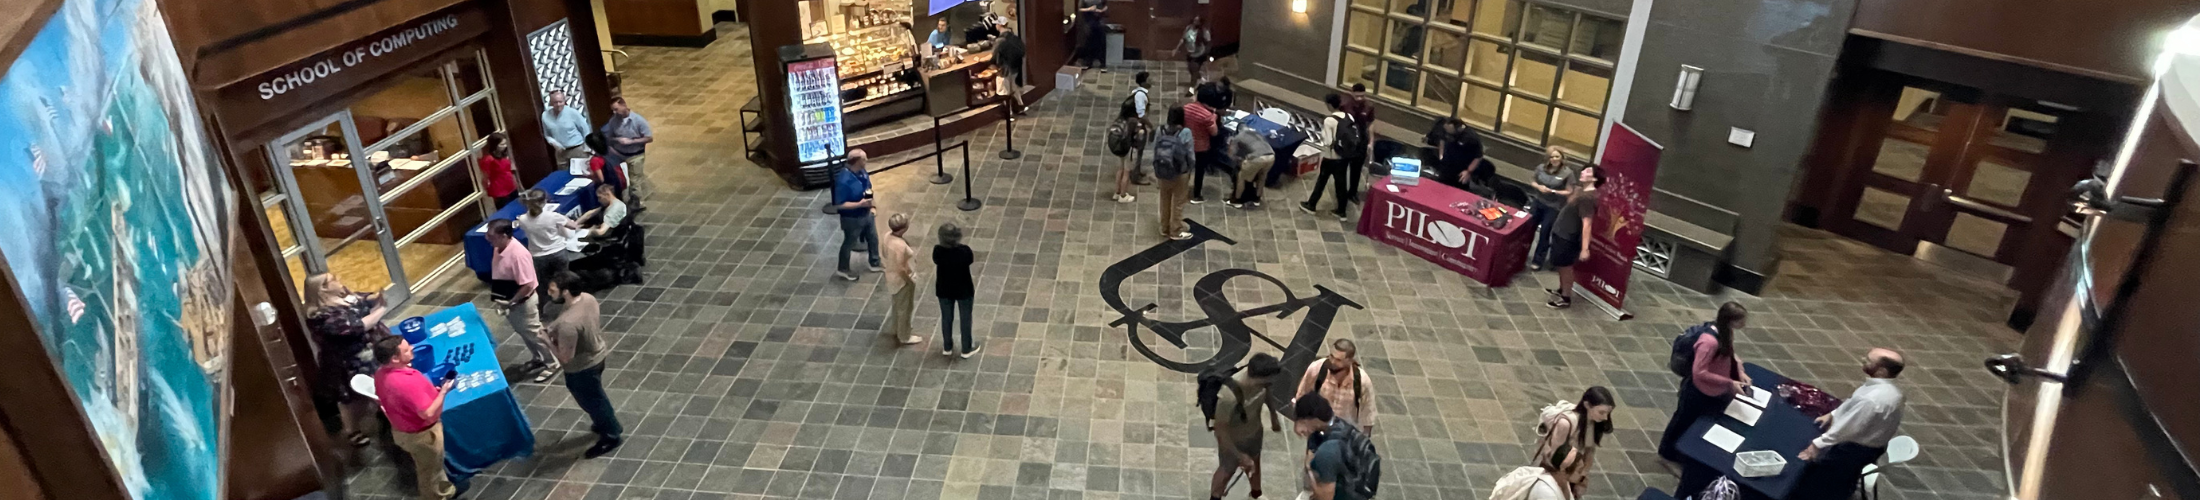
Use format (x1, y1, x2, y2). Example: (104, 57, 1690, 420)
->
(1355, 177, 1533, 287)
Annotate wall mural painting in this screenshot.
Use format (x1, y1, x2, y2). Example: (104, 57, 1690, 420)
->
(1099, 220, 1363, 413)
(0, 0, 234, 497)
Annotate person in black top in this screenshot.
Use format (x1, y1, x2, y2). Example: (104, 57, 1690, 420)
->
(1424, 118, 1488, 193)
(933, 222, 979, 358)
(993, 23, 1027, 112)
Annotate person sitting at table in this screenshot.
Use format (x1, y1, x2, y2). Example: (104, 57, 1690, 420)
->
(1659, 302, 1752, 466)
(577, 184, 628, 238)
(1532, 386, 1616, 498)
(1794, 348, 1907, 500)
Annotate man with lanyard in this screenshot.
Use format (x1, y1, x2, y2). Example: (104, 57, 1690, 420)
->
(601, 97, 654, 197)
(540, 90, 591, 160)
(831, 149, 883, 281)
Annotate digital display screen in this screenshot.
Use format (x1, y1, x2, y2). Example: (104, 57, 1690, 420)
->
(928, 0, 972, 16)
(1390, 157, 1423, 185)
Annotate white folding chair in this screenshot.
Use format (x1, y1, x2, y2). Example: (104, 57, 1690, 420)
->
(350, 373, 380, 401)
(1859, 435, 1919, 499)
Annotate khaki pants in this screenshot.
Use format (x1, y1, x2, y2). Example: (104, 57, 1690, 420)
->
(887, 281, 915, 341)
(394, 424, 454, 500)
(558, 145, 591, 161)
(501, 294, 555, 369)
(1158, 176, 1190, 237)
(623, 153, 649, 196)
(1234, 154, 1275, 201)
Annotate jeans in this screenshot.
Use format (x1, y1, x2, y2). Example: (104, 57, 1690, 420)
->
(1528, 200, 1561, 267)
(1303, 157, 1363, 213)
(939, 297, 975, 353)
(562, 363, 623, 441)
(837, 214, 881, 273)
(393, 424, 454, 500)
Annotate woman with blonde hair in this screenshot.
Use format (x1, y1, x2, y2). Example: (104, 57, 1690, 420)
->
(303, 273, 390, 447)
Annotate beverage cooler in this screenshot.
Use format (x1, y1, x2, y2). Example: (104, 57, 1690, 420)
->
(781, 43, 848, 188)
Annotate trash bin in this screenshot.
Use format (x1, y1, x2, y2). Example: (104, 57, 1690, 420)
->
(1106, 24, 1125, 67)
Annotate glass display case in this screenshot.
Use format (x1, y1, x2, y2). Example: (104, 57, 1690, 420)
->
(801, 0, 917, 106)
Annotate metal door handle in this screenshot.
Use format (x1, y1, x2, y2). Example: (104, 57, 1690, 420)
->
(1984, 353, 2068, 384)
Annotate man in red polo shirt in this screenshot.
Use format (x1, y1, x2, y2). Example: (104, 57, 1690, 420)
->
(1183, 97, 1220, 203)
(373, 335, 457, 500)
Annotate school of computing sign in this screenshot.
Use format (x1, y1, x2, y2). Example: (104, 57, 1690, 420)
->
(254, 15, 464, 100)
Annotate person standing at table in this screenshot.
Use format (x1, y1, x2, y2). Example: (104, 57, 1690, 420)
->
(517, 189, 588, 279)
(933, 222, 979, 357)
(833, 149, 882, 281)
(927, 18, 952, 52)
(544, 271, 624, 458)
(601, 97, 653, 197)
(1795, 348, 1907, 500)
(1153, 107, 1195, 240)
(1531, 386, 1616, 498)
(1422, 118, 1486, 193)
(881, 213, 924, 346)
(1544, 165, 1603, 309)
(480, 133, 519, 208)
(994, 23, 1027, 113)
(303, 273, 388, 448)
(1224, 122, 1275, 209)
(1295, 339, 1376, 435)
(541, 90, 592, 161)
(486, 219, 560, 383)
(1183, 95, 1220, 204)
(1658, 302, 1752, 463)
(1526, 147, 1576, 271)
(1301, 93, 1366, 221)
(372, 335, 458, 500)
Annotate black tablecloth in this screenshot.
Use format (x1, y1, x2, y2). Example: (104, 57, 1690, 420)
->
(1674, 363, 1821, 499)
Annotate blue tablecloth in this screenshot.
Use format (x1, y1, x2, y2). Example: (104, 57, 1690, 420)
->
(463, 170, 599, 279)
(393, 303, 535, 485)
(1675, 363, 1820, 499)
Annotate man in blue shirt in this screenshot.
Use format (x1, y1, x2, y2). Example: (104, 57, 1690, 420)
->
(832, 149, 882, 281)
(540, 90, 592, 160)
(927, 18, 951, 52)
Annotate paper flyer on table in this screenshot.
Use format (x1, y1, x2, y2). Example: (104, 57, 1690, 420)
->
(1703, 424, 1746, 452)
(1725, 399, 1764, 426)
(1739, 386, 1772, 408)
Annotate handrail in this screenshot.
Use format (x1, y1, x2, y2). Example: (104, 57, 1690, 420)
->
(602, 49, 631, 68)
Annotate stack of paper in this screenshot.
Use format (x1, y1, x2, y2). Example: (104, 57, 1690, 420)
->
(1702, 424, 1745, 453)
(1738, 386, 1772, 408)
(1724, 400, 1764, 426)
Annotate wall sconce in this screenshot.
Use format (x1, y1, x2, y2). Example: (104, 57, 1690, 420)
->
(1670, 65, 1703, 111)
(1291, 0, 1308, 13)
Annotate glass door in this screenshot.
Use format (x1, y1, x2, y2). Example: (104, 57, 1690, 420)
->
(264, 111, 413, 305)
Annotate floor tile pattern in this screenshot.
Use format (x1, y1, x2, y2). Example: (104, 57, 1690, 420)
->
(346, 22, 2019, 500)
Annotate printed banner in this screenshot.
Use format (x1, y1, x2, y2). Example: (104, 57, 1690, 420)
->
(1576, 122, 1662, 320)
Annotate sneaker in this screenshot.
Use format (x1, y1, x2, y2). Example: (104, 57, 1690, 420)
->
(868, 264, 884, 272)
(1172, 231, 1193, 240)
(583, 436, 623, 459)
(943, 348, 956, 356)
(1334, 211, 1351, 222)
(1190, 196, 1205, 204)
(899, 335, 925, 345)
(1118, 194, 1136, 203)
(1546, 297, 1572, 309)
(1298, 202, 1317, 214)
(1109, 193, 1121, 202)
(959, 346, 983, 359)
(1530, 263, 1545, 272)
(836, 271, 859, 281)
(1250, 200, 1263, 208)
(1224, 200, 1244, 209)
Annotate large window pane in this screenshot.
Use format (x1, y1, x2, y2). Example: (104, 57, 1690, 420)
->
(367, 115, 465, 174)
(1502, 94, 1550, 143)
(1348, 10, 1387, 50)
(1341, 50, 1380, 92)
(1570, 16, 1624, 61)
(1387, 19, 1426, 60)
(1380, 60, 1420, 102)
(1390, 0, 1432, 17)
(1419, 75, 1460, 115)
(1461, 84, 1503, 128)
(1520, 5, 1573, 50)
(352, 66, 453, 147)
(1558, 61, 1612, 113)
(1473, 0, 1520, 38)
(1549, 109, 1599, 156)
(1424, 29, 1466, 72)
(1510, 49, 1560, 98)
(387, 161, 483, 243)
(397, 202, 487, 291)
(453, 54, 490, 98)
(1466, 39, 1509, 83)
(462, 95, 503, 143)
(1438, 0, 1473, 29)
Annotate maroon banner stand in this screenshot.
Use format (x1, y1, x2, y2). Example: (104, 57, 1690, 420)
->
(1574, 122, 1662, 320)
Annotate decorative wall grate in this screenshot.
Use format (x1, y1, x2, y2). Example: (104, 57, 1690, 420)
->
(1635, 234, 1677, 278)
(527, 20, 589, 122)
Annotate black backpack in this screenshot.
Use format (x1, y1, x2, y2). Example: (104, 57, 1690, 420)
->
(1669, 322, 1717, 377)
(1196, 365, 1247, 428)
(1326, 419, 1383, 497)
(1107, 118, 1136, 157)
(1329, 113, 1367, 160)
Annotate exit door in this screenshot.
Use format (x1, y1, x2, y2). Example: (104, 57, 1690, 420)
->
(1829, 86, 2066, 273)
(1119, 0, 1199, 60)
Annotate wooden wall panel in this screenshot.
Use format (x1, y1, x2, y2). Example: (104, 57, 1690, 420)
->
(1850, 0, 2200, 84)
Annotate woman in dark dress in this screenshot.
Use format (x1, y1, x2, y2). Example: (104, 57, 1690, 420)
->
(304, 273, 391, 447)
(933, 222, 979, 358)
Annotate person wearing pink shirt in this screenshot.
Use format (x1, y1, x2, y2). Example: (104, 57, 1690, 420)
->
(1658, 302, 1753, 463)
(371, 335, 457, 500)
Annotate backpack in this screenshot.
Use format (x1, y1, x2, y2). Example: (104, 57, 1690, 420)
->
(1328, 113, 1367, 160)
(1669, 322, 1717, 378)
(1325, 420, 1382, 498)
(1486, 466, 1563, 500)
(1153, 127, 1193, 179)
(1107, 118, 1136, 157)
(1196, 365, 1248, 427)
(1122, 88, 1148, 118)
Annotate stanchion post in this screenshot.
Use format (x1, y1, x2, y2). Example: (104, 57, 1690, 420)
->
(929, 114, 953, 184)
(958, 143, 983, 211)
(999, 102, 1022, 160)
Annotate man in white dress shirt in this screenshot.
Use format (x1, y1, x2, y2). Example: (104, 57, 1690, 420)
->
(1795, 347, 1906, 500)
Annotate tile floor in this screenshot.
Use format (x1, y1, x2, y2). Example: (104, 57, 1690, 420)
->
(347, 22, 2020, 500)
